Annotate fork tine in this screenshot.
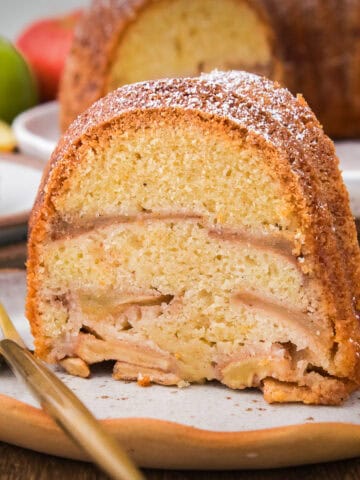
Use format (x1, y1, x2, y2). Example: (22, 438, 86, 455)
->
(0, 302, 145, 480)
(0, 302, 27, 348)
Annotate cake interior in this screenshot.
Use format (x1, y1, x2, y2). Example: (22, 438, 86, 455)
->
(33, 114, 346, 402)
(106, 0, 278, 90)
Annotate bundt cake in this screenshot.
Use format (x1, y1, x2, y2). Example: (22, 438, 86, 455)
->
(28, 71, 360, 405)
(59, 0, 360, 138)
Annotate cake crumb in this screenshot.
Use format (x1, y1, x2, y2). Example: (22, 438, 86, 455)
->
(137, 375, 151, 387)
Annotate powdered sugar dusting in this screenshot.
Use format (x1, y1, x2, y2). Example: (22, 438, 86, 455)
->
(65, 70, 323, 159)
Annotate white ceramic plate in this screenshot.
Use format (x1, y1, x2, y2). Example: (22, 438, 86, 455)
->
(0, 270, 360, 469)
(336, 141, 360, 216)
(12, 102, 360, 216)
(12, 101, 59, 163)
(0, 155, 43, 244)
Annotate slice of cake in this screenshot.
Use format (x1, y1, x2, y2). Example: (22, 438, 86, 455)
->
(28, 71, 360, 404)
(59, 0, 282, 130)
(59, 0, 360, 137)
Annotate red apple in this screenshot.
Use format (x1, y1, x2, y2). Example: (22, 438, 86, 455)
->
(16, 10, 82, 101)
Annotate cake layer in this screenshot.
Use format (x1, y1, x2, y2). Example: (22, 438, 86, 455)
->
(37, 219, 333, 386)
(106, 0, 275, 89)
(51, 120, 300, 235)
(39, 219, 316, 321)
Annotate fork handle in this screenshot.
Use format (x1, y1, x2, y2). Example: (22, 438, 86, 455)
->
(0, 338, 145, 480)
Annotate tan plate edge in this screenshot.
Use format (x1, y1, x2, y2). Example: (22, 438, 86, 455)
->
(1, 394, 360, 469)
(0, 153, 44, 171)
(0, 268, 25, 273)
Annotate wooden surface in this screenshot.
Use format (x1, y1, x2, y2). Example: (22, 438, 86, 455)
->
(0, 241, 27, 270)
(1, 235, 360, 479)
(1, 440, 360, 479)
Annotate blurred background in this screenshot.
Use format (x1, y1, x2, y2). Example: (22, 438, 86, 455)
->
(0, 1, 90, 253)
(1, 0, 88, 40)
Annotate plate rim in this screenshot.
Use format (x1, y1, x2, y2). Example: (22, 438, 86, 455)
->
(12, 100, 57, 161)
(1, 272, 360, 469)
(12, 100, 58, 158)
(0, 154, 43, 228)
(1, 393, 360, 469)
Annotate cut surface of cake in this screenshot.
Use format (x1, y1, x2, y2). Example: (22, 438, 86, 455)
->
(60, 0, 360, 137)
(28, 71, 360, 405)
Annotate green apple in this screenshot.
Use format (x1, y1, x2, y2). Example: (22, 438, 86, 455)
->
(0, 37, 38, 123)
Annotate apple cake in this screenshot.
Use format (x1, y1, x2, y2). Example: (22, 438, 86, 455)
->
(28, 71, 360, 404)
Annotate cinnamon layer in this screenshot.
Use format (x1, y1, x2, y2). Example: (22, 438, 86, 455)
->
(50, 212, 297, 262)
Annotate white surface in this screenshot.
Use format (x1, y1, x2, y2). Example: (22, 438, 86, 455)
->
(0, 0, 90, 41)
(12, 101, 59, 163)
(13, 101, 360, 217)
(0, 157, 42, 217)
(336, 141, 360, 216)
(0, 270, 359, 433)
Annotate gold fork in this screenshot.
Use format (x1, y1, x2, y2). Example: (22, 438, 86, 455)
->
(0, 303, 145, 480)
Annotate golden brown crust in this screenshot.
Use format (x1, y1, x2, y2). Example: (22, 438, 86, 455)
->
(59, 0, 360, 137)
(262, 377, 358, 405)
(28, 71, 360, 400)
(215, 70, 360, 377)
